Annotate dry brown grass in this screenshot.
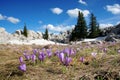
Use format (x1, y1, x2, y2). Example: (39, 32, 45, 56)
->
(0, 43, 120, 80)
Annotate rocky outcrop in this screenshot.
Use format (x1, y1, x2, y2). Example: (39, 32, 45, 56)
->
(12, 30, 43, 41)
(0, 27, 13, 43)
(0, 28, 43, 43)
(105, 24, 120, 42)
(49, 31, 71, 43)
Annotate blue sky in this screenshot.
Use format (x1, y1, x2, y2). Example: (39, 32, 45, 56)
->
(0, 0, 120, 33)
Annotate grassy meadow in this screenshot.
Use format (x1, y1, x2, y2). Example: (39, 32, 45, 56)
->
(0, 42, 120, 80)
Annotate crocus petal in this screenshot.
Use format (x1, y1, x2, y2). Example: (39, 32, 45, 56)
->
(24, 55, 30, 60)
(63, 48, 70, 56)
(46, 49, 52, 57)
(33, 49, 38, 55)
(59, 52, 64, 63)
(31, 54, 36, 62)
(91, 52, 97, 57)
(118, 50, 120, 53)
(69, 48, 76, 56)
(80, 57, 84, 62)
(64, 57, 72, 66)
(19, 56, 23, 64)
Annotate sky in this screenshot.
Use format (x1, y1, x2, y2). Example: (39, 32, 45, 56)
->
(0, 0, 120, 33)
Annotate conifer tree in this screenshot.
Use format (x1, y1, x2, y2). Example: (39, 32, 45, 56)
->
(43, 28, 49, 40)
(89, 13, 100, 38)
(70, 11, 87, 41)
(23, 23, 28, 37)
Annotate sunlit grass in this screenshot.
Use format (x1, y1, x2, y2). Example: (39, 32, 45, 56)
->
(0, 42, 120, 80)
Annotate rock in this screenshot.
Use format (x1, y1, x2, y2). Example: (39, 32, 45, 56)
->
(49, 31, 71, 43)
(0, 27, 13, 43)
(12, 30, 43, 40)
(0, 27, 5, 33)
(105, 33, 120, 42)
(15, 30, 23, 35)
(105, 24, 120, 42)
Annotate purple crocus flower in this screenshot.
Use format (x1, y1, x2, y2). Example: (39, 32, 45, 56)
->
(38, 52, 45, 61)
(24, 54, 30, 60)
(63, 48, 70, 56)
(64, 57, 72, 66)
(80, 57, 84, 62)
(58, 52, 64, 63)
(91, 52, 97, 58)
(19, 56, 23, 64)
(63, 48, 76, 57)
(31, 54, 36, 62)
(46, 49, 52, 57)
(103, 48, 107, 53)
(54, 50, 60, 56)
(118, 49, 120, 54)
(69, 48, 76, 56)
(33, 49, 38, 55)
(19, 63, 26, 72)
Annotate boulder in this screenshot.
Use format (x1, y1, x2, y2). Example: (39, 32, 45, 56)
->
(105, 24, 120, 42)
(105, 33, 120, 42)
(15, 30, 23, 35)
(0, 27, 13, 43)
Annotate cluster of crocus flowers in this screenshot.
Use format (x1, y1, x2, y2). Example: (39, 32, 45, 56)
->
(18, 47, 77, 71)
(58, 51, 73, 66)
(38, 52, 46, 61)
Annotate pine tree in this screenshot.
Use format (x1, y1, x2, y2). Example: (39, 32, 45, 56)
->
(89, 13, 100, 38)
(23, 23, 28, 37)
(43, 28, 49, 40)
(70, 11, 87, 41)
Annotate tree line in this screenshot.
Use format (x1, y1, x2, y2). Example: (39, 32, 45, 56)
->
(22, 11, 102, 41)
(70, 11, 101, 41)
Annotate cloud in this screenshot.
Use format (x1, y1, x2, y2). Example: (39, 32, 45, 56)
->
(0, 14, 6, 20)
(7, 17, 20, 24)
(51, 7, 63, 15)
(78, 0, 87, 5)
(0, 13, 20, 24)
(67, 8, 90, 18)
(105, 4, 120, 14)
(43, 24, 74, 32)
(99, 23, 113, 29)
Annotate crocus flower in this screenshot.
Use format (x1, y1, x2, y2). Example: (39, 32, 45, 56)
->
(19, 56, 23, 64)
(103, 48, 107, 53)
(64, 57, 72, 66)
(31, 54, 36, 62)
(24, 54, 30, 60)
(69, 48, 76, 56)
(54, 50, 60, 56)
(91, 52, 97, 58)
(33, 49, 38, 55)
(58, 52, 64, 63)
(118, 49, 120, 54)
(63, 48, 70, 56)
(19, 63, 26, 72)
(46, 49, 52, 57)
(63, 48, 76, 57)
(80, 57, 84, 62)
(38, 52, 45, 61)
